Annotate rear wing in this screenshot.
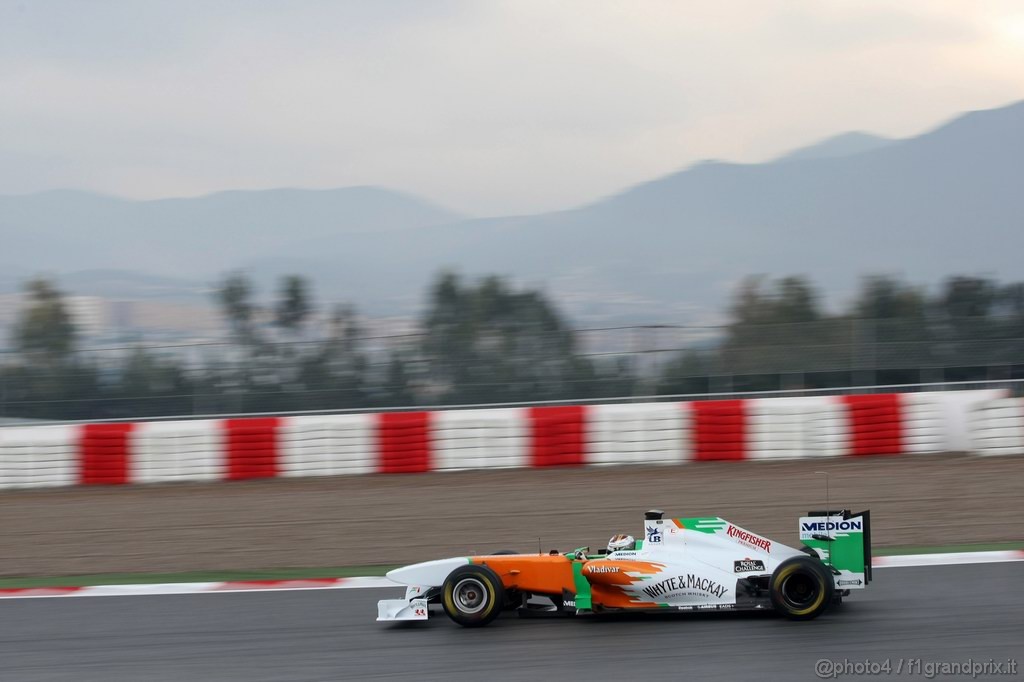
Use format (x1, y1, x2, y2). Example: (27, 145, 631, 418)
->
(799, 510, 872, 589)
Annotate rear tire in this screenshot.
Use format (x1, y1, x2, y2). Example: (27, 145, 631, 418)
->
(770, 556, 834, 620)
(441, 565, 506, 627)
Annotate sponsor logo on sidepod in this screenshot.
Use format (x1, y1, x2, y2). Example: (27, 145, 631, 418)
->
(586, 565, 620, 574)
(641, 574, 729, 599)
(734, 559, 766, 573)
(726, 525, 771, 553)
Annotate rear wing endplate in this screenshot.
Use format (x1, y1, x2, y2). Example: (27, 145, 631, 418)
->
(800, 509, 872, 587)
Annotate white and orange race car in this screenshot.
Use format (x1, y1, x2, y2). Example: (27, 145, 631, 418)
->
(377, 509, 871, 627)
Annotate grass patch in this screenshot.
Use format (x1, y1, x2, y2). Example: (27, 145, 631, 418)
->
(0, 565, 398, 589)
(873, 541, 1023, 556)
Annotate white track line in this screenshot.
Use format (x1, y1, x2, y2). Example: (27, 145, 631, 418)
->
(0, 551, 1020, 599)
(871, 550, 1024, 568)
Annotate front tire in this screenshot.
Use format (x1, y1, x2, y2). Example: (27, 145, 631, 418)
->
(441, 565, 506, 627)
(770, 556, 834, 620)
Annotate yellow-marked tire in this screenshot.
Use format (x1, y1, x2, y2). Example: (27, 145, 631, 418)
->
(770, 556, 834, 621)
(441, 565, 506, 627)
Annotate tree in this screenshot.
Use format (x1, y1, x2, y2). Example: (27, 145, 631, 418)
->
(6, 278, 101, 420)
(721, 275, 829, 374)
(774, 276, 820, 324)
(656, 350, 711, 396)
(726, 275, 770, 330)
(938, 276, 997, 319)
(932, 276, 1001, 373)
(996, 282, 1024, 318)
(210, 272, 268, 411)
(275, 275, 311, 334)
(853, 275, 926, 320)
(295, 304, 367, 410)
(267, 275, 314, 406)
(420, 272, 591, 403)
(847, 275, 931, 376)
(379, 352, 415, 407)
(214, 272, 257, 342)
(724, 274, 820, 338)
(108, 347, 191, 418)
(13, 278, 77, 362)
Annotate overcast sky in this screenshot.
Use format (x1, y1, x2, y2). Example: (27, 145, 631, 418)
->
(2, 1, 1022, 216)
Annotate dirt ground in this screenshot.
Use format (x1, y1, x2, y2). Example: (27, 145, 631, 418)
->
(1, 454, 1022, 577)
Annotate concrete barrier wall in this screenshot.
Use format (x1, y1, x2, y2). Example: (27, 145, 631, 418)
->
(0, 390, 1009, 489)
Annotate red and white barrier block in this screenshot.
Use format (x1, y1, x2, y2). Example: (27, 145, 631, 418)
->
(0, 425, 78, 489)
(279, 414, 377, 477)
(0, 390, 1007, 489)
(968, 398, 1024, 456)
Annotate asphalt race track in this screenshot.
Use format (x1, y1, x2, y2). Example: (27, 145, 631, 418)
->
(1, 564, 1021, 682)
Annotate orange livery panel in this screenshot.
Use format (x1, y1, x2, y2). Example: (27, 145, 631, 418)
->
(471, 555, 577, 596)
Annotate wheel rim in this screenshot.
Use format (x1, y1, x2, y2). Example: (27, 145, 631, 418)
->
(780, 572, 819, 609)
(453, 577, 488, 614)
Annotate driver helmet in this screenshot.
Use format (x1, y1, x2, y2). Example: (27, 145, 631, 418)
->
(607, 533, 636, 553)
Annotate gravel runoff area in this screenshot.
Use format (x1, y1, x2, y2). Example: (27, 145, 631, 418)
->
(1, 454, 1022, 577)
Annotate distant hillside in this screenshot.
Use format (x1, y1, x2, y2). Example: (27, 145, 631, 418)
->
(239, 99, 1024, 319)
(0, 187, 461, 287)
(774, 131, 894, 162)
(2, 100, 1022, 322)
(57, 270, 208, 301)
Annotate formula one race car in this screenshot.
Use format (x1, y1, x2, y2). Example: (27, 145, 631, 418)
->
(377, 509, 871, 626)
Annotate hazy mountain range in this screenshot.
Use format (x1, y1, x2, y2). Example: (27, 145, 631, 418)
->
(1, 99, 1022, 323)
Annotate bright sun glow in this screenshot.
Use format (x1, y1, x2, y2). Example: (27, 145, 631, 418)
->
(995, 14, 1024, 45)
